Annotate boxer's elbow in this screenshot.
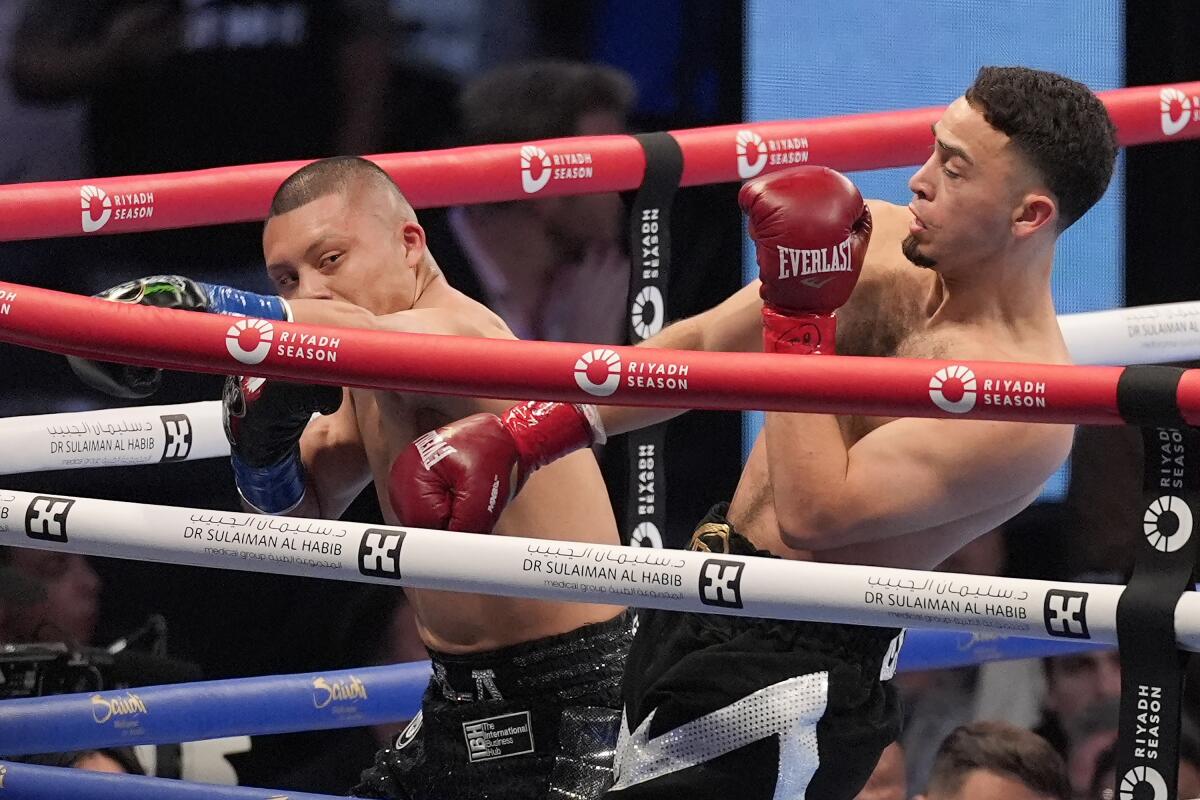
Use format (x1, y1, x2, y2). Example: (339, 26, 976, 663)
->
(775, 501, 852, 551)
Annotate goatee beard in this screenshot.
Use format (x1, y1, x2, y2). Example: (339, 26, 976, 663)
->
(902, 234, 937, 268)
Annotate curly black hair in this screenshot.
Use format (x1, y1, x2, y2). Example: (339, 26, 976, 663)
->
(966, 66, 1118, 231)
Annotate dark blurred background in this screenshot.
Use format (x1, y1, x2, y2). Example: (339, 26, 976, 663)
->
(0, 0, 1197, 795)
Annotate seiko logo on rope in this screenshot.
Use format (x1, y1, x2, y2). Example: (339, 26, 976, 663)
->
(80, 185, 154, 233)
(735, 129, 809, 179)
(1143, 495, 1193, 553)
(777, 238, 853, 281)
(1161, 87, 1199, 137)
(520, 145, 594, 194)
(311, 675, 368, 710)
(25, 496, 74, 542)
(0, 290, 15, 316)
(574, 348, 689, 397)
(91, 692, 148, 725)
(225, 319, 340, 365)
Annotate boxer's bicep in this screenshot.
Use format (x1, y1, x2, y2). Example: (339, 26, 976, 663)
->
(298, 388, 373, 519)
(825, 418, 1072, 544)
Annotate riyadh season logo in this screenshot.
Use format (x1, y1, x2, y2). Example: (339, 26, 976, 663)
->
(736, 128, 810, 179)
(80, 185, 112, 233)
(1143, 494, 1193, 553)
(226, 318, 275, 365)
(79, 184, 154, 233)
(630, 521, 663, 549)
(1161, 87, 1198, 137)
(631, 286, 665, 340)
(1120, 765, 1168, 800)
(520, 145, 552, 194)
(575, 348, 622, 397)
(736, 130, 768, 179)
(520, 144, 596, 194)
(929, 365, 977, 414)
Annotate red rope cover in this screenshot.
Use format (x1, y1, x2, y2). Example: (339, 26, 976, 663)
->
(3, 280, 1191, 425)
(0, 82, 1195, 242)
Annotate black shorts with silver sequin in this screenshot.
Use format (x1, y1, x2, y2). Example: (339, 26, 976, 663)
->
(605, 504, 902, 800)
(354, 612, 631, 800)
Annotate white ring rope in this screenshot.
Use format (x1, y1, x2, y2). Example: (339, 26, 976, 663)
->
(2, 300, 1197, 476)
(1057, 300, 1200, 366)
(1, 489, 1197, 651)
(0, 402, 224, 475)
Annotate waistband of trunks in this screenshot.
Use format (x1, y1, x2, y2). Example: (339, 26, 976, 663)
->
(427, 612, 631, 703)
(687, 502, 902, 662)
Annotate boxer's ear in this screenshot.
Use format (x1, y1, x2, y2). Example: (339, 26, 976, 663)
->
(398, 219, 429, 270)
(1012, 192, 1056, 239)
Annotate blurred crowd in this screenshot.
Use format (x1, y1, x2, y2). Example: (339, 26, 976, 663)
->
(0, 1, 1194, 798)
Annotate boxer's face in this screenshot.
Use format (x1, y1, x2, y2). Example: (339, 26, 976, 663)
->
(904, 96, 1047, 272)
(264, 185, 426, 315)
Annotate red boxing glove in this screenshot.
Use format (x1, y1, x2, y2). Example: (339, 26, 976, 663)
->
(389, 402, 606, 533)
(739, 165, 871, 354)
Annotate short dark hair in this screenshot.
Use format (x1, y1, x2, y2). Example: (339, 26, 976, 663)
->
(457, 59, 636, 146)
(926, 721, 1070, 799)
(269, 156, 404, 217)
(965, 66, 1117, 231)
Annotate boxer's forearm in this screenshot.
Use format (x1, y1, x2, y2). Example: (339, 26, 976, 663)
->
(598, 280, 763, 435)
(762, 410, 852, 550)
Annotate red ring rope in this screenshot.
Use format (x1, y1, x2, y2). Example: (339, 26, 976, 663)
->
(4, 280, 1200, 425)
(0, 82, 1196, 242)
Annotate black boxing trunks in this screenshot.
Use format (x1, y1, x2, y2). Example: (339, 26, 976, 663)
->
(605, 504, 904, 800)
(354, 612, 631, 800)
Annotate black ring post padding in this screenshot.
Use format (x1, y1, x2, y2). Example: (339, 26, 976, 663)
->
(632, 132, 685, 203)
(1113, 425, 1200, 800)
(622, 133, 683, 550)
(1117, 365, 1187, 426)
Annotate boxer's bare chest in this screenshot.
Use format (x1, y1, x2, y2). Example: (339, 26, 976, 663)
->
(834, 262, 946, 442)
(348, 389, 451, 519)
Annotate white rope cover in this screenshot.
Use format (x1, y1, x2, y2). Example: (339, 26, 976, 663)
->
(1, 489, 1197, 650)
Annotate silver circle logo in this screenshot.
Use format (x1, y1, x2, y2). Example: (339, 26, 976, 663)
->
(928, 365, 977, 414)
(1143, 495, 1193, 553)
(1120, 765, 1168, 800)
(631, 521, 663, 549)
(631, 286, 665, 340)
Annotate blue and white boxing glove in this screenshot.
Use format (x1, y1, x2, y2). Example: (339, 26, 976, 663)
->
(68, 275, 292, 398)
(223, 376, 342, 514)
